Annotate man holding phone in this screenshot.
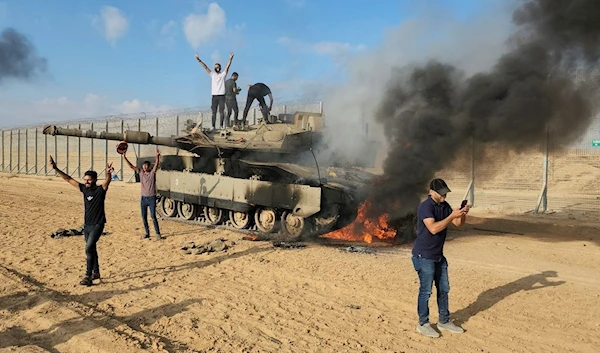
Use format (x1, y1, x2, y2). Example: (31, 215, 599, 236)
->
(412, 178, 469, 338)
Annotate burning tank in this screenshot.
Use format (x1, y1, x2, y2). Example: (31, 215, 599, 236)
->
(42, 111, 386, 241)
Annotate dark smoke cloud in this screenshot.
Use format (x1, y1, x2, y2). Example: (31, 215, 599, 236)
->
(0, 28, 47, 83)
(370, 0, 600, 219)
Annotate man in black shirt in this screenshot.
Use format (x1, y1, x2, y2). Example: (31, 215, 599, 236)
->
(224, 72, 240, 128)
(241, 82, 273, 130)
(50, 155, 113, 286)
(412, 178, 469, 338)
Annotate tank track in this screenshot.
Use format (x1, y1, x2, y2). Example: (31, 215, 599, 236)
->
(156, 213, 281, 240)
(155, 196, 336, 243)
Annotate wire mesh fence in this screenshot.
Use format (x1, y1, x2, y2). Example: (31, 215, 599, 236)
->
(1, 100, 599, 215)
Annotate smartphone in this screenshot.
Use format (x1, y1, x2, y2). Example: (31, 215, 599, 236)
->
(460, 200, 468, 209)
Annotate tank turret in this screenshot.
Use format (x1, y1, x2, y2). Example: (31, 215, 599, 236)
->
(42, 111, 325, 158)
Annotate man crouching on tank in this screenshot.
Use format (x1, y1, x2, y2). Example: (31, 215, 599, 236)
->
(49, 155, 113, 286)
(412, 178, 469, 338)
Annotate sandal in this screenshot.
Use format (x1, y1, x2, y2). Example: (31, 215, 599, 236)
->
(91, 272, 101, 280)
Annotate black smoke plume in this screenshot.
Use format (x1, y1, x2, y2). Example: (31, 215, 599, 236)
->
(0, 28, 47, 83)
(370, 0, 600, 219)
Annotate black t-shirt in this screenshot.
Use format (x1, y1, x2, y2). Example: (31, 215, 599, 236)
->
(79, 183, 107, 225)
(412, 196, 452, 260)
(249, 83, 271, 97)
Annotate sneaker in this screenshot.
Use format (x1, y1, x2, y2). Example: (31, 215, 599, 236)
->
(155, 235, 163, 240)
(91, 272, 101, 280)
(416, 323, 440, 338)
(79, 276, 92, 286)
(141, 235, 150, 240)
(437, 321, 465, 334)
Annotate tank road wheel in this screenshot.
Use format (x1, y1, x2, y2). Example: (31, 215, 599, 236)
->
(178, 202, 198, 220)
(281, 211, 313, 239)
(204, 207, 224, 225)
(229, 210, 252, 229)
(254, 208, 279, 233)
(159, 197, 178, 218)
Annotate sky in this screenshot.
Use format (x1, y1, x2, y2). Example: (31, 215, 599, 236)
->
(0, 0, 494, 128)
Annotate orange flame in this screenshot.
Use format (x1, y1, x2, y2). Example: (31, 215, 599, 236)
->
(323, 201, 396, 243)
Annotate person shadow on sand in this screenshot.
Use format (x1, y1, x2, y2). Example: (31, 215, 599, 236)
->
(452, 270, 565, 325)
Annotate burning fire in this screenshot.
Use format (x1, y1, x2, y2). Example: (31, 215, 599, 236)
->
(323, 201, 396, 243)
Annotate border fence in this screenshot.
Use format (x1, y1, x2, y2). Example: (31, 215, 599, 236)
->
(1, 100, 599, 215)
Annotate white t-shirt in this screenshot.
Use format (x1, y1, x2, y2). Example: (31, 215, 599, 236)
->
(210, 71, 227, 95)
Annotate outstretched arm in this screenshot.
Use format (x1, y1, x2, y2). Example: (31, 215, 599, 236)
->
(152, 149, 161, 173)
(195, 53, 211, 74)
(101, 162, 114, 191)
(49, 156, 81, 190)
(224, 52, 234, 75)
(123, 153, 139, 173)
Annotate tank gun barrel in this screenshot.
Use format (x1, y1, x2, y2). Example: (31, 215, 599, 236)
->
(42, 125, 177, 147)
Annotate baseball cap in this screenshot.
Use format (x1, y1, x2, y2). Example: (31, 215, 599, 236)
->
(430, 178, 451, 195)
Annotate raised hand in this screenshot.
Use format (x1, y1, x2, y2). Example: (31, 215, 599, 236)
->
(107, 162, 114, 174)
(229, 52, 234, 59)
(49, 155, 57, 169)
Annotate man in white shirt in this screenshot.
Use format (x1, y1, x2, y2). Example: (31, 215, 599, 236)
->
(194, 52, 234, 130)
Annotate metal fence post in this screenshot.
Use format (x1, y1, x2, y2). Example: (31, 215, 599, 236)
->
(535, 127, 549, 213)
(9, 130, 12, 173)
(90, 122, 94, 172)
(66, 125, 69, 175)
(17, 129, 20, 173)
(43, 132, 47, 175)
(469, 137, 475, 206)
(25, 129, 28, 174)
(120, 119, 124, 181)
(319, 101, 323, 114)
(54, 135, 57, 176)
(137, 119, 141, 157)
(1, 130, 4, 172)
(78, 123, 81, 178)
(105, 121, 109, 178)
(34, 128, 38, 174)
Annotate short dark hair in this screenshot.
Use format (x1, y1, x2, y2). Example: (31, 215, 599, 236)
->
(84, 170, 98, 179)
(215, 63, 221, 67)
(232, 72, 238, 76)
(142, 161, 151, 167)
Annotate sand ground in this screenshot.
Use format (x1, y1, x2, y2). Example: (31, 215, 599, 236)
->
(0, 174, 599, 353)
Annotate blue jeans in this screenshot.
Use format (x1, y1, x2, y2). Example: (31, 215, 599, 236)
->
(141, 196, 161, 238)
(84, 223, 104, 277)
(411, 255, 450, 325)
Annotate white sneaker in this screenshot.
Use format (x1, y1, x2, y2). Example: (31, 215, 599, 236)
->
(438, 321, 465, 333)
(416, 323, 440, 338)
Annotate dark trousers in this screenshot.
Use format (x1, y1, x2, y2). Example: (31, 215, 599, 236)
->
(141, 195, 161, 237)
(226, 97, 238, 127)
(84, 224, 104, 277)
(242, 93, 268, 124)
(411, 255, 450, 325)
(211, 95, 226, 128)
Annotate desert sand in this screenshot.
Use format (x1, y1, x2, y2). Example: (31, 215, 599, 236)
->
(0, 174, 599, 353)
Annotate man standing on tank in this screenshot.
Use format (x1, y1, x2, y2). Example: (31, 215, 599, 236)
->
(194, 52, 234, 130)
(224, 72, 240, 128)
(241, 82, 273, 130)
(49, 155, 113, 286)
(123, 149, 162, 240)
(412, 178, 469, 338)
